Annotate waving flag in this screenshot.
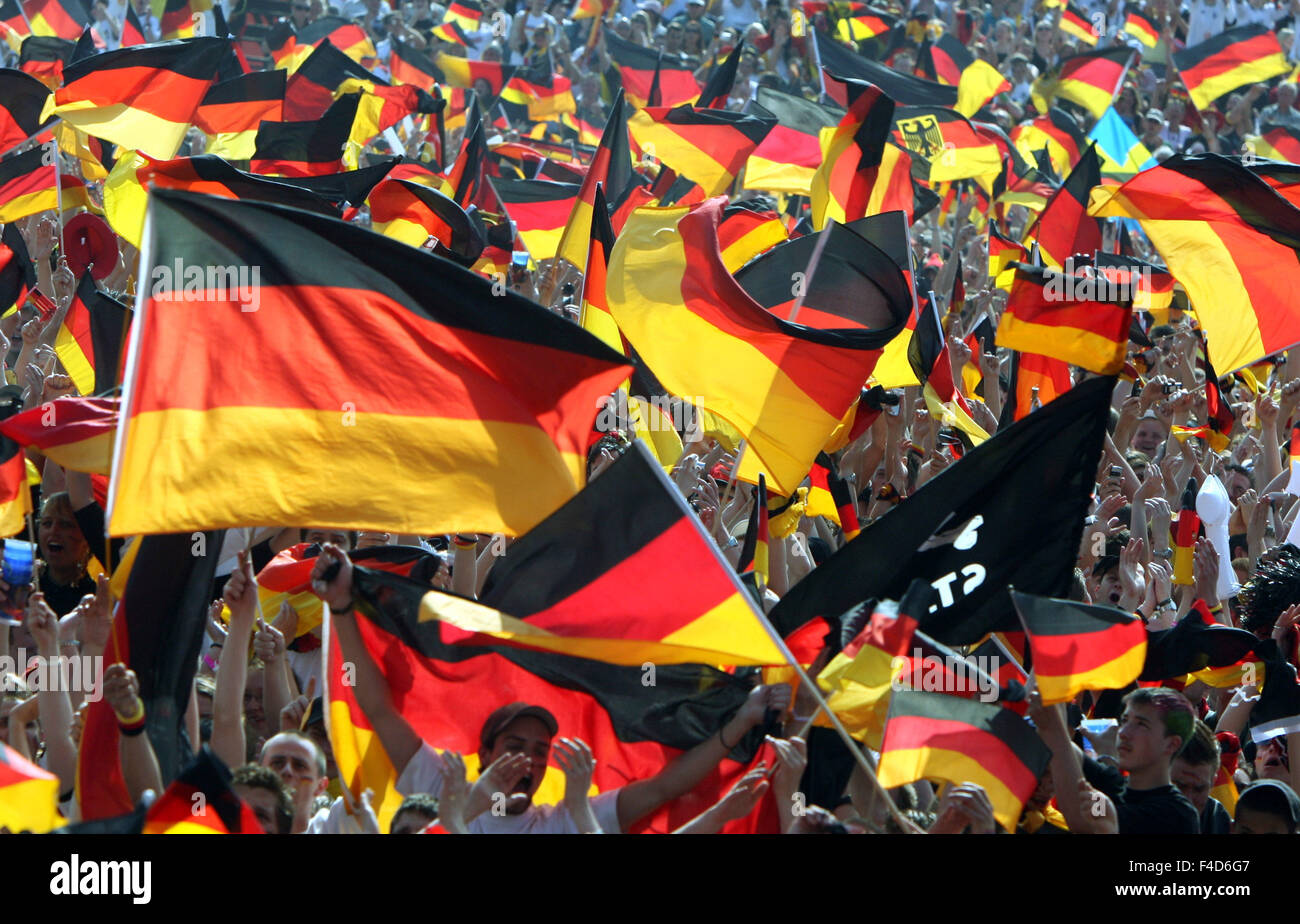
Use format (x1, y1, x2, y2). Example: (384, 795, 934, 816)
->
(0, 742, 61, 833)
(996, 261, 1132, 374)
(628, 105, 774, 198)
(0, 68, 53, 156)
(1012, 590, 1146, 704)
(195, 69, 285, 161)
(0, 394, 118, 474)
(1034, 45, 1133, 118)
(744, 86, 842, 195)
(1174, 24, 1289, 112)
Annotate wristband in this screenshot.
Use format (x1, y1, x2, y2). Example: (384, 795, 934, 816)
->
(1157, 597, 1174, 610)
(452, 536, 477, 550)
(718, 724, 736, 750)
(114, 700, 146, 736)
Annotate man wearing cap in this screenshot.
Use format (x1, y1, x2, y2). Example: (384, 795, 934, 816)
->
(317, 545, 792, 833)
(1139, 108, 1166, 154)
(670, 0, 715, 44)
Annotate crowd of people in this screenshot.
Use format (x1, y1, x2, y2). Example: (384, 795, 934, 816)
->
(1, 0, 1300, 837)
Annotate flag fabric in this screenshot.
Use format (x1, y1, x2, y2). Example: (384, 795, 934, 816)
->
(0, 221, 36, 313)
(1088, 106, 1155, 179)
(1011, 590, 1146, 704)
(249, 91, 359, 177)
(1123, 4, 1161, 48)
(996, 261, 1132, 374)
(815, 31, 958, 107)
(294, 14, 376, 63)
(283, 39, 375, 121)
(608, 199, 908, 496)
(195, 69, 286, 161)
(0, 741, 61, 833)
(716, 199, 787, 272)
(25, 0, 86, 39)
(628, 105, 774, 198)
(1088, 153, 1300, 374)
(1094, 252, 1175, 312)
(892, 105, 1003, 183)
(988, 223, 1024, 290)
(604, 29, 700, 107)
(0, 67, 54, 156)
(1010, 107, 1084, 179)
(577, 183, 622, 353)
(696, 39, 744, 110)
(810, 76, 897, 228)
(0, 394, 118, 474)
(0, 144, 56, 222)
(1059, 2, 1099, 45)
(1022, 144, 1102, 269)
(142, 747, 265, 834)
(553, 89, 631, 273)
(53, 272, 132, 396)
(769, 375, 1112, 645)
(440, 0, 483, 31)
(1002, 348, 1074, 423)
(908, 289, 989, 445)
(19, 34, 74, 86)
(916, 32, 972, 85)
(877, 689, 1051, 831)
(835, 5, 896, 43)
(77, 529, 225, 819)
(343, 562, 768, 833)
(743, 86, 842, 195)
(1249, 123, 1300, 163)
(337, 78, 440, 151)
(955, 58, 1011, 118)
(474, 442, 784, 665)
(1174, 24, 1289, 112)
(367, 177, 482, 263)
(490, 177, 580, 263)
(389, 37, 442, 92)
(0, 386, 29, 538)
(1036, 45, 1133, 118)
(120, 3, 146, 46)
(433, 52, 514, 96)
(1172, 480, 1200, 586)
(40, 37, 228, 159)
(107, 189, 631, 538)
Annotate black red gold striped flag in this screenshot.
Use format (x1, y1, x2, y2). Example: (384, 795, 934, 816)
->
(1174, 24, 1289, 112)
(1022, 143, 1101, 269)
(120, 2, 145, 46)
(142, 748, 264, 834)
(1123, 4, 1161, 48)
(0, 144, 55, 221)
(696, 38, 744, 109)
(194, 69, 285, 161)
(41, 37, 228, 159)
(18, 34, 74, 86)
(1034, 45, 1133, 118)
(1000, 348, 1073, 423)
(715, 199, 787, 271)
(1249, 123, 1300, 163)
(0, 0, 29, 42)
(909, 287, 989, 444)
(249, 91, 358, 176)
(1140, 600, 1260, 682)
(152, 0, 210, 40)
(608, 198, 906, 496)
(440, 0, 482, 31)
(294, 14, 376, 63)
(770, 375, 1112, 646)
(815, 31, 957, 107)
(988, 223, 1024, 289)
(891, 105, 1003, 183)
(1059, 2, 1099, 45)
(915, 31, 972, 85)
(1172, 479, 1200, 586)
(743, 86, 842, 196)
(834, 4, 895, 42)
(434, 51, 514, 96)
(490, 176, 580, 262)
(0, 68, 53, 156)
(996, 261, 1132, 374)
(389, 36, 441, 92)
(578, 183, 622, 353)
(0, 385, 29, 539)
(25, 0, 86, 39)
(1010, 107, 1085, 178)
(1011, 589, 1146, 704)
(53, 272, 131, 396)
(1088, 153, 1300, 373)
(0, 393, 117, 474)
(1094, 251, 1174, 312)
(604, 28, 700, 107)
(283, 38, 375, 120)
(107, 189, 632, 537)
(0, 741, 60, 833)
(810, 75, 903, 228)
(628, 104, 774, 197)
(77, 529, 225, 819)
(103, 151, 339, 248)
(338, 561, 768, 834)
(0, 221, 36, 312)
(367, 176, 483, 264)
(553, 89, 631, 273)
(337, 77, 440, 151)
(877, 690, 1050, 830)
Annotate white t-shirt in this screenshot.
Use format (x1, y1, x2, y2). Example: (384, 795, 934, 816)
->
(1184, 0, 1236, 47)
(396, 741, 623, 834)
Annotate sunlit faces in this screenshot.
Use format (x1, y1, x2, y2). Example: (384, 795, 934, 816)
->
(1116, 703, 1182, 773)
(478, 716, 552, 815)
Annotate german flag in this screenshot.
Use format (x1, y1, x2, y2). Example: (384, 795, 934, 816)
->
(445, 103, 485, 206)
(1249, 124, 1300, 163)
(430, 19, 473, 46)
(1035, 45, 1133, 118)
(19, 34, 74, 86)
(0, 741, 61, 833)
(142, 748, 264, 834)
(195, 69, 285, 161)
(0, 394, 117, 474)
(743, 87, 841, 196)
(1175, 24, 1289, 112)
(814, 31, 958, 108)
(389, 36, 441, 92)
(120, 3, 146, 46)
(152, 0, 211, 40)
(40, 37, 229, 160)
(103, 151, 339, 248)
(877, 690, 1051, 830)
(249, 91, 358, 177)
(835, 5, 895, 43)
(996, 262, 1131, 375)
(107, 190, 631, 537)
(76, 529, 225, 819)
(553, 90, 631, 273)
(810, 76, 896, 229)
(1022, 144, 1101, 269)
(892, 106, 1003, 184)
(1094, 252, 1174, 312)
(1088, 153, 1300, 374)
(1002, 348, 1073, 422)
(696, 39, 744, 110)
(501, 60, 576, 123)
(570, 0, 602, 19)
(283, 39, 378, 121)
(577, 184, 622, 353)
(25, 0, 86, 39)
(53, 272, 131, 396)
(607, 198, 907, 496)
(0, 0, 29, 42)
(338, 78, 440, 151)
(0, 144, 55, 222)
(435, 51, 514, 96)
(0, 386, 28, 538)
(604, 29, 700, 108)
(1059, 2, 1099, 45)
(1010, 108, 1085, 179)
(915, 32, 972, 85)
(909, 290, 990, 445)
(628, 105, 773, 198)
(1140, 600, 1260, 682)
(1011, 590, 1146, 704)
(988, 223, 1024, 290)
(336, 560, 770, 834)
(807, 451, 859, 538)
(716, 199, 787, 272)
(1123, 4, 1161, 48)
(490, 177, 579, 263)
(367, 177, 483, 264)
(0, 222, 36, 313)
(295, 14, 376, 64)
(1172, 479, 1200, 586)
(441, 0, 482, 31)
(0, 69, 54, 156)
(955, 58, 1011, 119)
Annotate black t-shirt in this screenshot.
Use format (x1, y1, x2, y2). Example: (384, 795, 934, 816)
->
(1082, 756, 1201, 834)
(1201, 798, 1231, 835)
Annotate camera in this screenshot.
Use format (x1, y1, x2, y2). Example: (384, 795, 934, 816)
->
(1163, 382, 1177, 394)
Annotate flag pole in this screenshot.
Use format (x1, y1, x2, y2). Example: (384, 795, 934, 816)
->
(320, 601, 362, 818)
(52, 142, 65, 260)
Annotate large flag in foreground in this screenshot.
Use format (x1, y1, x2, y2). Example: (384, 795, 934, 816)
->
(108, 190, 631, 537)
(1089, 153, 1300, 373)
(769, 375, 1112, 645)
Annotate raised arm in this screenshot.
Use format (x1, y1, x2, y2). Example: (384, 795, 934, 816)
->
(211, 550, 257, 769)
